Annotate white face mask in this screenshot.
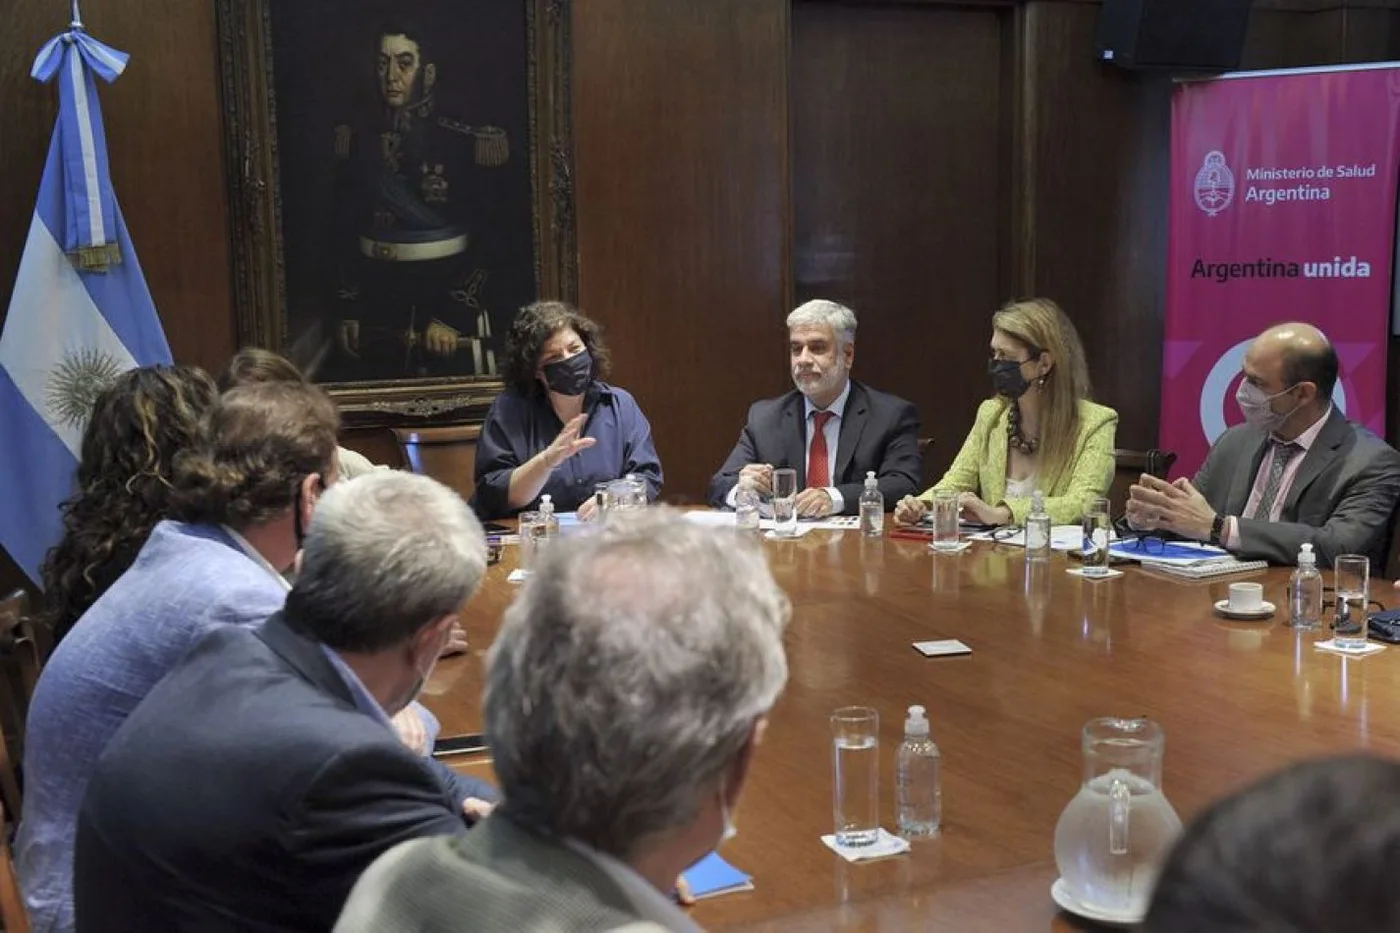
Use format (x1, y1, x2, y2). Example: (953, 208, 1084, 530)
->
(392, 633, 443, 716)
(1236, 380, 1302, 435)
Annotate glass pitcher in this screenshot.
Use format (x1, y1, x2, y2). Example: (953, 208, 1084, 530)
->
(1052, 717, 1182, 917)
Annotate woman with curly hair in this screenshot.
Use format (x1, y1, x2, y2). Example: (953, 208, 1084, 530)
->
(39, 364, 219, 644)
(472, 301, 663, 520)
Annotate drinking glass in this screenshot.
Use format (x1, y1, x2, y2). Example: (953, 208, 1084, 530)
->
(517, 511, 543, 570)
(1081, 496, 1112, 577)
(772, 468, 798, 537)
(1333, 554, 1370, 651)
(831, 706, 880, 847)
(930, 489, 960, 552)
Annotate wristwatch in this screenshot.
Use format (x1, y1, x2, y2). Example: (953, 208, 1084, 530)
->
(1209, 514, 1227, 547)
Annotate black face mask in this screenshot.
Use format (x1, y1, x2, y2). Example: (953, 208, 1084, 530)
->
(989, 359, 1031, 399)
(543, 350, 593, 396)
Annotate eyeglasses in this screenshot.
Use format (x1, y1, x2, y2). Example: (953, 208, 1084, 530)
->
(1127, 534, 1169, 555)
(989, 525, 1025, 543)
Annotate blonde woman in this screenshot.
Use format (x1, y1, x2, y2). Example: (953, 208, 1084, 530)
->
(894, 299, 1117, 527)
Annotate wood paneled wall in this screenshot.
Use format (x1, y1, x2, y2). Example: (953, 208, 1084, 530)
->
(791, 2, 1008, 471)
(4, 0, 1400, 593)
(571, 0, 791, 503)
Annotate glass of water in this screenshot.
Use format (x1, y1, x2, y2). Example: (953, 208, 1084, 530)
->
(1081, 496, 1112, 577)
(517, 511, 543, 570)
(1333, 554, 1370, 651)
(931, 489, 960, 552)
(832, 706, 880, 847)
(772, 467, 798, 537)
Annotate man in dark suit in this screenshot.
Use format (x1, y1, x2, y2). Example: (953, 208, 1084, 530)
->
(334, 508, 791, 933)
(1128, 323, 1400, 568)
(73, 471, 496, 932)
(707, 300, 921, 516)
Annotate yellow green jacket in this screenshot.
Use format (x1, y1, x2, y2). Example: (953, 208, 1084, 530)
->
(921, 398, 1118, 525)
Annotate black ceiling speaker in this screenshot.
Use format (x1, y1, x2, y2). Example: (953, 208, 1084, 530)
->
(1096, 0, 1254, 73)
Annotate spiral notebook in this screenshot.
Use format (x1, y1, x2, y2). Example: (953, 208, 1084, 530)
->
(1137, 555, 1269, 579)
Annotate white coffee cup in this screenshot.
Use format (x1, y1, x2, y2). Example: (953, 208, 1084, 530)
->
(1227, 581, 1264, 613)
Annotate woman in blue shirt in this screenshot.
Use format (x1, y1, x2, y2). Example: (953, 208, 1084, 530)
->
(473, 301, 663, 519)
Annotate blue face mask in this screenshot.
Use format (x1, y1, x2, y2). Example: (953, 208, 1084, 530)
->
(542, 350, 593, 396)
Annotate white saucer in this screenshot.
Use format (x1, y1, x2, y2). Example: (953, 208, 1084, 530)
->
(1050, 878, 1145, 928)
(1214, 599, 1275, 620)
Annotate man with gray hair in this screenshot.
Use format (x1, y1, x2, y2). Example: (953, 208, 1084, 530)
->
(72, 471, 496, 933)
(334, 508, 791, 932)
(708, 299, 921, 516)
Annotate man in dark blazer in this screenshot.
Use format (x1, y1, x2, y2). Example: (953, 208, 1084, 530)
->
(73, 472, 496, 933)
(708, 300, 921, 516)
(1128, 323, 1400, 568)
(334, 508, 791, 933)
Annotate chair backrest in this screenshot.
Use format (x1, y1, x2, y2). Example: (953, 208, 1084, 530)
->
(1385, 503, 1400, 581)
(0, 800, 29, 933)
(390, 424, 483, 503)
(0, 590, 49, 820)
(1109, 449, 1178, 518)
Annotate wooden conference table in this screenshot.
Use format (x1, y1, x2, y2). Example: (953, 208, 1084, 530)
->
(424, 522, 1400, 931)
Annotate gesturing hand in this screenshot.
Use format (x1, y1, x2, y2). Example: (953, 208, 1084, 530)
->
(543, 414, 597, 469)
(1127, 474, 1217, 542)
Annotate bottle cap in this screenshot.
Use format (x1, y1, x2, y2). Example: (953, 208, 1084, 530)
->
(1032, 489, 1046, 511)
(540, 494, 553, 511)
(904, 704, 929, 736)
(1298, 541, 1316, 566)
(865, 470, 877, 487)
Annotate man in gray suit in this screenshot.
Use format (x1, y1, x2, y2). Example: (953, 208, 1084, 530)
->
(335, 508, 792, 933)
(1128, 323, 1400, 568)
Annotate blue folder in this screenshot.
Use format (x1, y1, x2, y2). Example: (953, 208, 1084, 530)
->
(682, 852, 754, 899)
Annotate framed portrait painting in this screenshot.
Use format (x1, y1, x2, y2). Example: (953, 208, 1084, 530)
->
(217, 0, 576, 425)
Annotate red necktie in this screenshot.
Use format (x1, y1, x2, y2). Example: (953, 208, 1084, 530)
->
(808, 411, 834, 487)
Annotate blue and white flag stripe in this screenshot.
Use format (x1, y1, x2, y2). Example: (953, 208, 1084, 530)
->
(0, 25, 169, 585)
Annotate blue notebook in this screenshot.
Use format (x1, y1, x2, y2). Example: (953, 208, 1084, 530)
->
(681, 852, 754, 899)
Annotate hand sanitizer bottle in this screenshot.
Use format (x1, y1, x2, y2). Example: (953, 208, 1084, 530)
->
(1025, 489, 1051, 562)
(1289, 542, 1323, 631)
(896, 704, 941, 838)
(538, 494, 560, 549)
(859, 471, 884, 537)
(734, 477, 761, 535)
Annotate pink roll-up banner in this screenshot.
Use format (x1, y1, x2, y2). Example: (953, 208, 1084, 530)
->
(1160, 64, 1400, 476)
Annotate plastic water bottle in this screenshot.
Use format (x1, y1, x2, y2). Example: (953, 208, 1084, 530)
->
(734, 478, 761, 535)
(1025, 489, 1051, 562)
(859, 471, 884, 537)
(1289, 542, 1323, 631)
(896, 704, 941, 838)
(538, 494, 560, 550)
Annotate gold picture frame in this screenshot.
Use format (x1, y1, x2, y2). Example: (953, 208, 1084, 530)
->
(216, 0, 576, 426)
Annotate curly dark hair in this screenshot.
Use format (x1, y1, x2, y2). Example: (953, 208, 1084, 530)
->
(40, 364, 220, 644)
(216, 347, 305, 393)
(172, 381, 340, 529)
(501, 301, 612, 396)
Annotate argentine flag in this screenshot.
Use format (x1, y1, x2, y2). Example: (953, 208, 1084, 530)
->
(0, 20, 171, 584)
